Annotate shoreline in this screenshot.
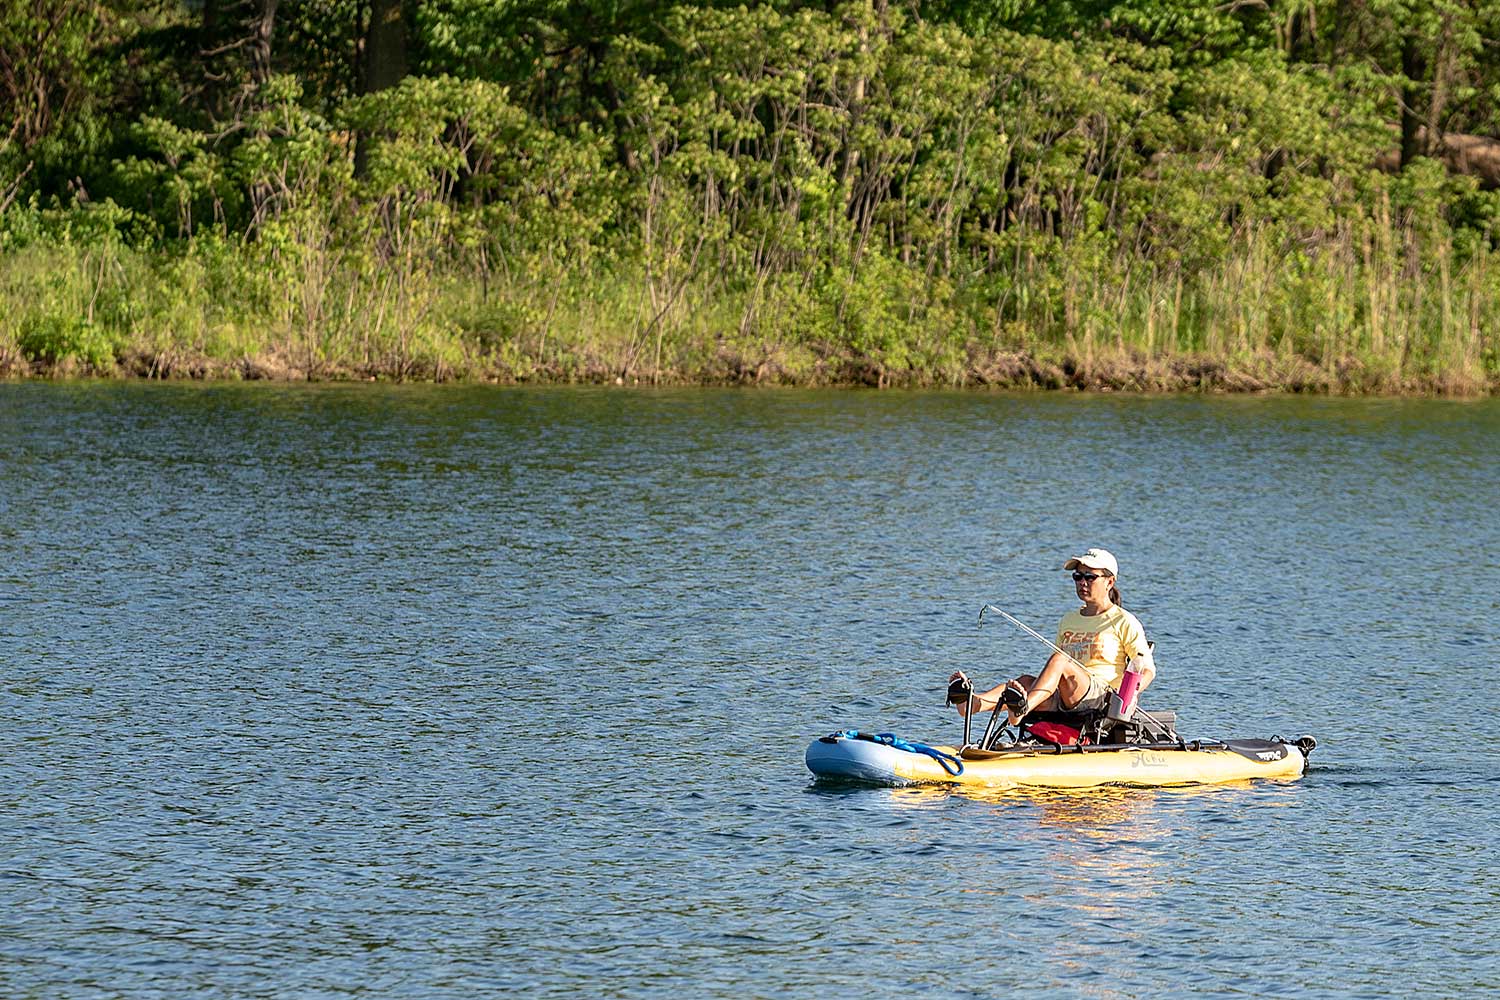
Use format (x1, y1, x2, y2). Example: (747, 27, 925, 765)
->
(1, 345, 1492, 397)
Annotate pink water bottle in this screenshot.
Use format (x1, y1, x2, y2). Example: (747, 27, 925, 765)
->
(1108, 662, 1143, 722)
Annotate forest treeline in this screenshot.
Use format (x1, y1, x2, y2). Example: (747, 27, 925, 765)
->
(2, 0, 1498, 392)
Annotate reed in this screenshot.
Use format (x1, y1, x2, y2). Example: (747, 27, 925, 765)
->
(1, 218, 1494, 394)
(1030, 221, 1497, 394)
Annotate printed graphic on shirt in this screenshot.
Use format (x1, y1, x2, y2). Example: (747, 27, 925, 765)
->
(1055, 608, 1147, 688)
(1059, 629, 1108, 664)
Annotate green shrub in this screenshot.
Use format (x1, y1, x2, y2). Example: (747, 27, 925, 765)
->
(18, 314, 121, 370)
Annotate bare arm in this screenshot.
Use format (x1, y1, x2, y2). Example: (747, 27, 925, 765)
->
(1132, 645, 1156, 692)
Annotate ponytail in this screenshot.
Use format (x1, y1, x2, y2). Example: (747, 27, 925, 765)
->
(1109, 581, 1122, 607)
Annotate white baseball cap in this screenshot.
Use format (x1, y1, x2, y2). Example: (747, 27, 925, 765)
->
(1063, 548, 1118, 576)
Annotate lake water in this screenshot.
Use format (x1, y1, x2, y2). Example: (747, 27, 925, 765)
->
(2, 383, 1497, 999)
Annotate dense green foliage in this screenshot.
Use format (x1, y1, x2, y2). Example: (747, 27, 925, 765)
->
(2, 0, 1498, 391)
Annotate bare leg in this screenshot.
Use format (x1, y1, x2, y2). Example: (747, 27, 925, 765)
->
(1009, 660, 1094, 723)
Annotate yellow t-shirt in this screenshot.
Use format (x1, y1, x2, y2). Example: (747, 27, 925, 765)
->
(1056, 606, 1149, 690)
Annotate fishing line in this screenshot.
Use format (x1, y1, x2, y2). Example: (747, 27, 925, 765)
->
(977, 603, 1087, 670)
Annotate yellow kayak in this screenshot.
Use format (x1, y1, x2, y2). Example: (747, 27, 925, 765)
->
(805, 731, 1315, 789)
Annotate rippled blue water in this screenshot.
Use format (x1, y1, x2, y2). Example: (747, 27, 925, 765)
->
(2, 384, 1498, 998)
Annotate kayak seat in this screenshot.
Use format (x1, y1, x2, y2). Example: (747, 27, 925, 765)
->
(1105, 708, 1179, 744)
(1009, 707, 1101, 748)
(1004, 707, 1180, 747)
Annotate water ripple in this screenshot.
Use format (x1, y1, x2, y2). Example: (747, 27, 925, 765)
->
(1, 385, 1497, 998)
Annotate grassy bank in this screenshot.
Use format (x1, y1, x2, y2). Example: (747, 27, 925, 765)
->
(0, 226, 1494, 395)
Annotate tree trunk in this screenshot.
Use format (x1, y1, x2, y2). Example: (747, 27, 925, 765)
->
(839, 8, 870, 215)
(1400, 36, 1426, 167)
(197, 0, 225, 115)
(356, 0, 408, 177)
(1425, 11, 1454, 148)
(362, 0, 407, 95)
(249, 0, 277, 87)
(241, 0, 279, 231)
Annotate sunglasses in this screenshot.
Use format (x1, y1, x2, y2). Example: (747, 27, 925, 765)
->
(1071, 571, 1106, 583)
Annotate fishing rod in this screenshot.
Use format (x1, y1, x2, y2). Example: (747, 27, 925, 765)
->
(978, 603, 1088, 670)
(937, 605, 1043, 751)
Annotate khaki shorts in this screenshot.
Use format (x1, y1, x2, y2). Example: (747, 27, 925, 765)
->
(1063, 675, 1111, 713)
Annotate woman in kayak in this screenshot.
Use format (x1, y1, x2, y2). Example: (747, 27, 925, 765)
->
(951, 548, 1154, 725)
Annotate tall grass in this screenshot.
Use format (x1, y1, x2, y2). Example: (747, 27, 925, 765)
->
(0, 216, 1494, 393)
(1044, 222, 1496, 393)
